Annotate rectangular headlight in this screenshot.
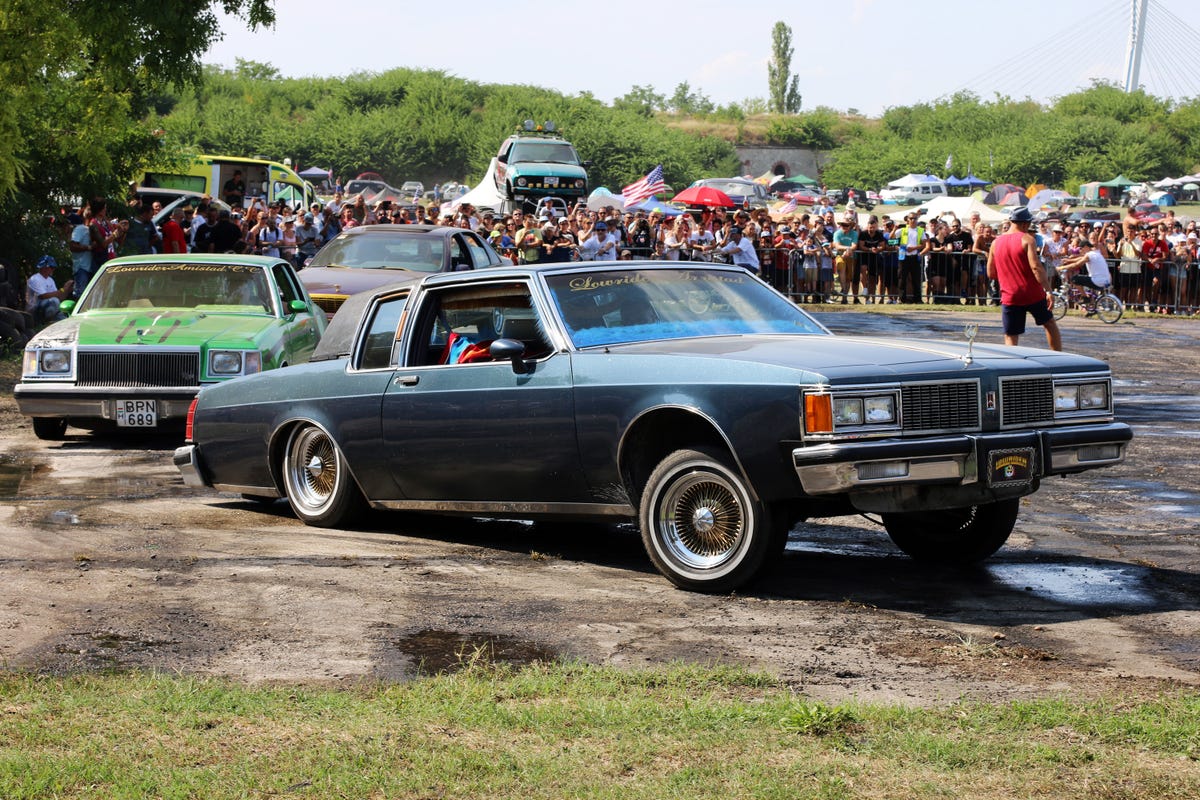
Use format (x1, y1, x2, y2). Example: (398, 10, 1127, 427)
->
(1079, 382, 1108, 410)
(1054, 385, 1079, 411)
(833, 397, 863, 426)
(244, 351, 262, 374)
(209, 351, 243, 375)
(864, 396, 896, 424)
(39, 350, 72, 374)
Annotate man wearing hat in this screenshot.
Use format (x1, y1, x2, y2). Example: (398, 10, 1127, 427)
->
(717, 225, 760, 274)
(1060, 237, 1112, 304)
(580, 221, 619, 261)
(987, 206, 1061, 350)
(26, 256, 74, 323)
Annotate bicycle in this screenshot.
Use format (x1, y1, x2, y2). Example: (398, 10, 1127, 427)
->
(1051, 280, 1123, 324)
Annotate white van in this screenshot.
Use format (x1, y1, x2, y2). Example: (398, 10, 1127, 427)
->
(880, 178, 948, 205)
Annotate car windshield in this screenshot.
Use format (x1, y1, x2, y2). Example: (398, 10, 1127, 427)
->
(509, 141, 579, 165)
(76, 263, 274, 315)
(545, 268, 825, 348)
(698, 180, 758, 196)
(308, 233, 446, 272)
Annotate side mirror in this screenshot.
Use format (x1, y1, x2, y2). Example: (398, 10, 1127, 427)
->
(288, 299, 308, 314)
(60, 300, 76, 316)
(489, 338, 531, 375)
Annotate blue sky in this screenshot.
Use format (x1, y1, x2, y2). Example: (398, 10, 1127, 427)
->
(205, 0, 1200, 117)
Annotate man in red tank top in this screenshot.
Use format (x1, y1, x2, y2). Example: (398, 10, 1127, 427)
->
(986, 207, 1061, 350)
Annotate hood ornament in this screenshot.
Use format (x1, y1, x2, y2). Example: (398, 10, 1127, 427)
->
(961, 323, 979, 365)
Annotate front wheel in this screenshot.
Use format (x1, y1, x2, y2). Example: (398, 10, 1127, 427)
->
(881, 498, 1020, 564)
(281, 424, 365, 527)
(1051, 292, 1067, 320)
(1096, 292, 1124, 324)
(32, 417, 67, 440)
(639, 447, 777, 592)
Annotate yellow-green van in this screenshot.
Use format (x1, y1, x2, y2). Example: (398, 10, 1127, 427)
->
(142, 155, 316, 211)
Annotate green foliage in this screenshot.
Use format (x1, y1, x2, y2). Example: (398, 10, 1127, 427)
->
(765, 108, 840, 149)
(614, 84, 666, 118)
(668, 82, 715, 115)
(768, 21, 802, 114)
(821, 85, 1200, 191)
(152, 69, 738, 197)
(0, 0, 273, 279)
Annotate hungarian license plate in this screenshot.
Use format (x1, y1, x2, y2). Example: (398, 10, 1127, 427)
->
(116, 399, 157, 428)
(543, 176, 559, 186)
(987, 447, 1035, 487)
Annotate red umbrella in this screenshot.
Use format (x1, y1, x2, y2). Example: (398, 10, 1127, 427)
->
(670, 185, 735, 207)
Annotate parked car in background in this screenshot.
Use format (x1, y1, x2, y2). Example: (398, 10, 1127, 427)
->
(298, 224, 507, 319)
(690, 178, 770, 208)
(1062, 209, 1123, 225)
(177, 261, 1131, 592)
(16, 254, 325, 439)
(1127, 202, 1166, 223)
(400, 181, 424, 200)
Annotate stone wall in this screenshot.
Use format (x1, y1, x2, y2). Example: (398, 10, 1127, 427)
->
(733, 146, 829, 183)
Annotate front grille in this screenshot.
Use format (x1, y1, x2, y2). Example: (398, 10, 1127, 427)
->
(311, 295, 346, 316)
(902, 381, 980, 431)
(1000, 376, 1054, 426)
(77, 351, 200, 387)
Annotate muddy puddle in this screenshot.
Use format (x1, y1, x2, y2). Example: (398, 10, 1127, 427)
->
(392, 629, 559, 675)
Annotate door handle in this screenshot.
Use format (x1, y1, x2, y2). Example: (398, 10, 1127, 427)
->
(394, 374, 419, 386)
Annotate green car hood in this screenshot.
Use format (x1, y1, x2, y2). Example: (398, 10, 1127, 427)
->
(41, 310, 273, 348)
(508, 162, 588, 180)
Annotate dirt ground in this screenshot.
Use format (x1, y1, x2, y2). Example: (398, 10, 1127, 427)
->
(1, 310, 1198, 706)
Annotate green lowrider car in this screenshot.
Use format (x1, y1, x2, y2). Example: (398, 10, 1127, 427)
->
(16, 254, 325, 440)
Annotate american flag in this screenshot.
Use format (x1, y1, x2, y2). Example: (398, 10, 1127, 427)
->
(778, 197, 798, 215)
(622, 165, 666, 208)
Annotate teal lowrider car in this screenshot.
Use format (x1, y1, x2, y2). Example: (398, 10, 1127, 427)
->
(175, 262, 1132, 592)
(16, 254, 325, 439)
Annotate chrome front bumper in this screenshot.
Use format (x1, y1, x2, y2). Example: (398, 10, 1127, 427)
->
(792, 422, 1132, 495)
(15, 384, 199, 420)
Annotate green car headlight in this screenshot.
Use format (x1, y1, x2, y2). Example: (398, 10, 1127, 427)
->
(1079, 382, 1109, 410)
(516, 177, 527, 187)
(210, 351, 244, 375)
(574, 179, 585, 189)
(39, 350, 72, 374)
(833, 397, 863, 426)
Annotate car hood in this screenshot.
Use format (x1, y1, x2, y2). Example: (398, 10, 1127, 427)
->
(33, 310, 274, 348)
(600, 334, 1092, 380)
(508, 163, 588, 180)
(299, 266, 423, 296)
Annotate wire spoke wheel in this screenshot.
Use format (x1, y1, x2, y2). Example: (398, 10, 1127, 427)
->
(659, 473, 745, 570)
(1051, 292, 1067, 320)
(282, 424, 364, 526)
(1096, 293, 1124, 324)
(640, 447, 775, 592)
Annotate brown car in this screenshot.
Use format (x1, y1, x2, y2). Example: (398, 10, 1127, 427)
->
(299, 224, 507, 318)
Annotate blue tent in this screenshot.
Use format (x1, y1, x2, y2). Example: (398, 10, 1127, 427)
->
(961, 173, 990, 187)
(945, 175, 967, 186)
(1155, 193, 1177, 206)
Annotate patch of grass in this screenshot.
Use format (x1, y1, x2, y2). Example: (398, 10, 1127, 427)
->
(0, 666, 1196, 798)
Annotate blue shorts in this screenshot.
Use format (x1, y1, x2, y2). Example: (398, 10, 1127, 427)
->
(1001, 298, 1053, 336)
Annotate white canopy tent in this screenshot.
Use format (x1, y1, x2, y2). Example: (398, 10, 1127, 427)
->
(452, 158, 509, 211)
(917, 196, 1007, 225)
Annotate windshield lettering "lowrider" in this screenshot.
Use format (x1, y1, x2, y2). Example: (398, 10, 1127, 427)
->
(546, 268, 825, 348)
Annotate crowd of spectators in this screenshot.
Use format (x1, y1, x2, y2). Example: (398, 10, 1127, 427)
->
(5, 187, 1198, 351)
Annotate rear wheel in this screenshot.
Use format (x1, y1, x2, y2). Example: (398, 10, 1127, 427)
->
(32, 417, 67, 440)
(1096, 293, 1124, 324)
(881, 498, 1020, 564)
(1051, 292, 1067, 320)
(281, 424, 365, 527)
(639, 447, 779, 592)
